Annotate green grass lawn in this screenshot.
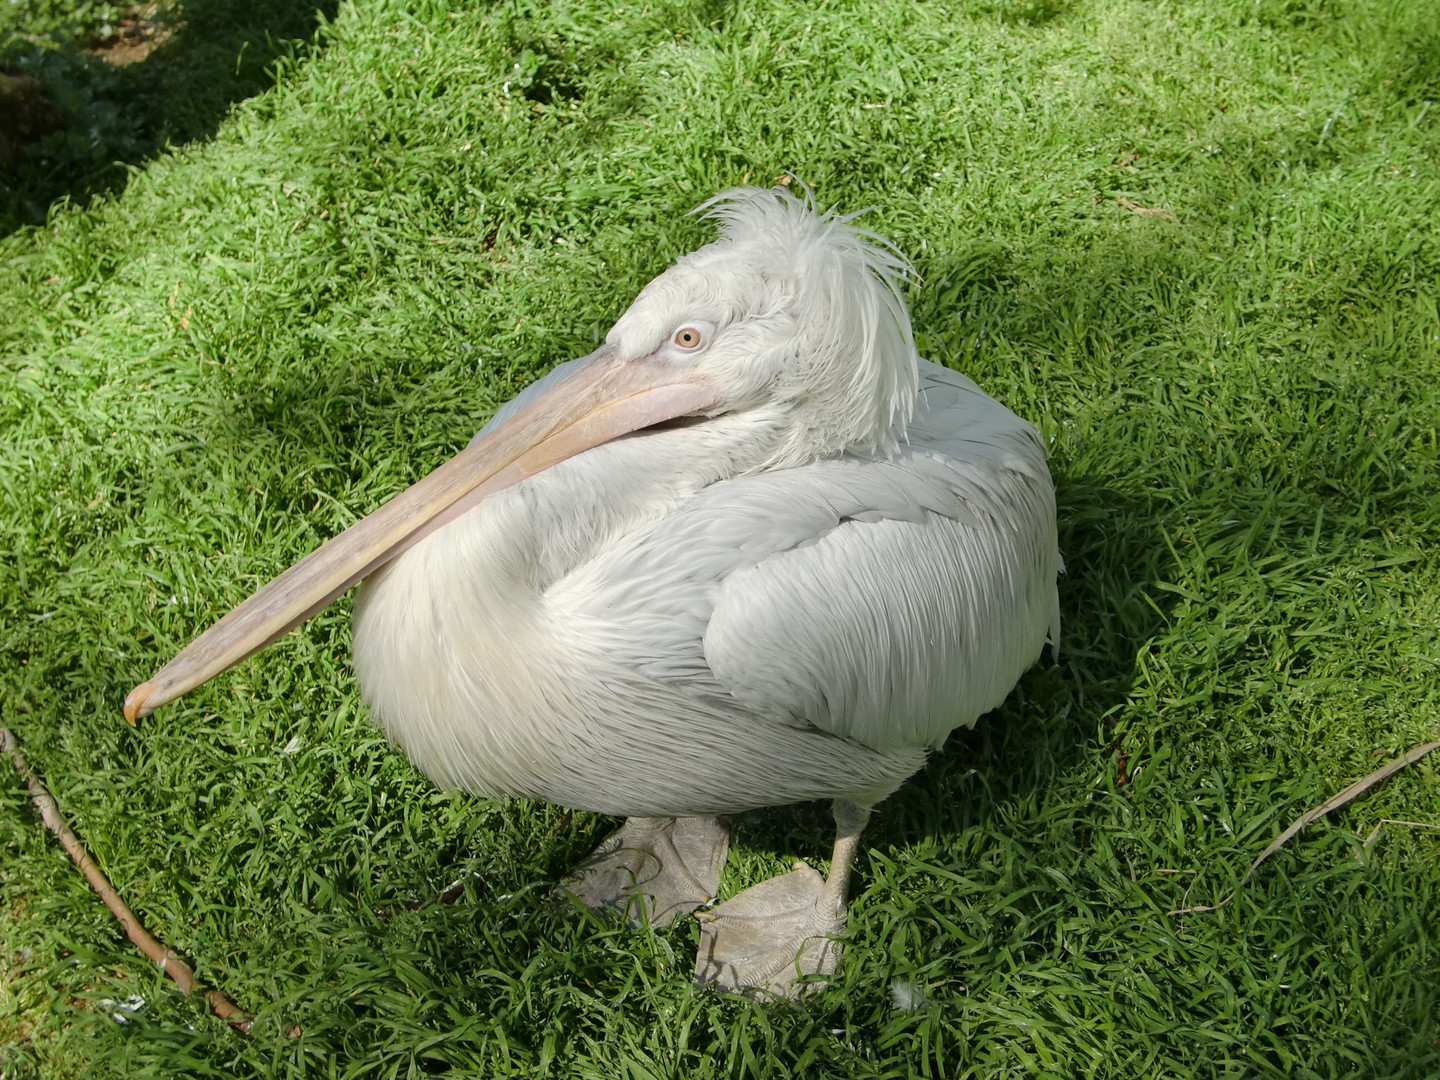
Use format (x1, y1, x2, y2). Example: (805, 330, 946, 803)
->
(3, 0, 1438, 1075)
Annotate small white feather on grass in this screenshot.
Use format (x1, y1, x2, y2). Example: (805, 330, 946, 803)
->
(888, 979, 932, 1012)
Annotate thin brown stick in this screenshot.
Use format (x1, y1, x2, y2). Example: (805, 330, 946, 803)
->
(2, 726, 255, 1033)
(1170, 735, 1440, 916)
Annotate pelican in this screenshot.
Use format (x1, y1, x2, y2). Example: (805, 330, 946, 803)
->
(125, 186, 1060, 998)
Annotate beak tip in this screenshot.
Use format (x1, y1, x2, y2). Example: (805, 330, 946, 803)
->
(123, 682, 155, 725)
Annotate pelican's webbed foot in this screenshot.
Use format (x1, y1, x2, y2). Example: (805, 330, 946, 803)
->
(692, 861, 845, 999)
(692, 800, 872, 1000)
(561, 814, 730, 928)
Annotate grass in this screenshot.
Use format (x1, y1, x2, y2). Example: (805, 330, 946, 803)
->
(0, 0, 334, 230)
(2, 0, 1438, 1075)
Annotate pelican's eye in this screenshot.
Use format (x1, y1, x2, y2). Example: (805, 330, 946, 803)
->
(672, 326, 704, 350)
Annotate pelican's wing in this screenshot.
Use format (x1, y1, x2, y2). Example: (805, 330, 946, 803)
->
(556, 363, 1059, 754)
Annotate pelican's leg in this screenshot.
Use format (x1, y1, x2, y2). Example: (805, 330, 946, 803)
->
(693, 800, 871, 999)
(561, 815, 730, 928)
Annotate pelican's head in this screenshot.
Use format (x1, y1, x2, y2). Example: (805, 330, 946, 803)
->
(607, 185, 919, 466)
(123, 186, 923, 721)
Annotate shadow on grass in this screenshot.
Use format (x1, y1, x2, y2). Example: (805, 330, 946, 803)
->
(1, 0, 339, 235)
(859, 479, 1175, 858)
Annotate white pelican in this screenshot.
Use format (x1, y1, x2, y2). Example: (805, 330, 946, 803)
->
(125, 186, 1060, 998)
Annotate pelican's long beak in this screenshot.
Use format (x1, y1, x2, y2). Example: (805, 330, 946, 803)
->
(123, 347, 721, 722)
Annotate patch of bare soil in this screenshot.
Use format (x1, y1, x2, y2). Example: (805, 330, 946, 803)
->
(87, 4, 174, 66)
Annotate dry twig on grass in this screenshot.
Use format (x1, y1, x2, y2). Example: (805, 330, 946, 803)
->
(1171, 735, 1440, 916)
(1, 725, 258, 1033)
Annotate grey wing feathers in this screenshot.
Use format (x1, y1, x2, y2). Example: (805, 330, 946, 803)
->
(555, 361, 1060, 754)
